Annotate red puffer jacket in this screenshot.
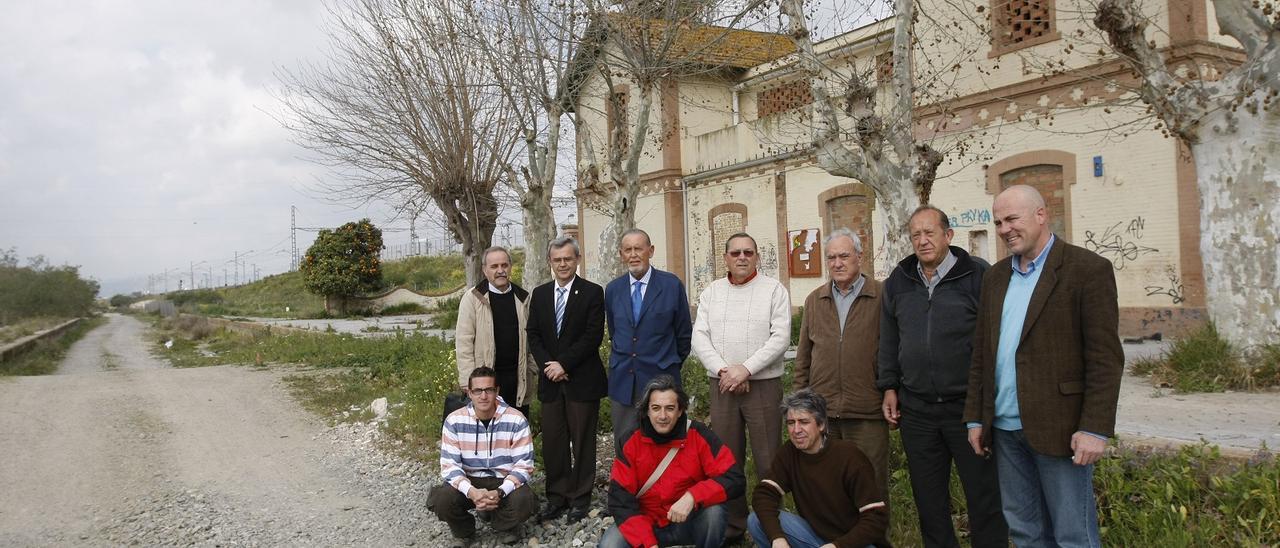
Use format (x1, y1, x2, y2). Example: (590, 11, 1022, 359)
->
(607, 414, 744, 547)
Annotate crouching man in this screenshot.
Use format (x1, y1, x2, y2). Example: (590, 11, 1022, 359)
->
(428, 366, 537, 547)
(600, 375, 744, 548)
(749, 389, 890, 548)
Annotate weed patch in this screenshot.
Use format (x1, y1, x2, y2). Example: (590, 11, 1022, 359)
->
(0, 316, 105, 376)
(1130, 323, 1280, 392)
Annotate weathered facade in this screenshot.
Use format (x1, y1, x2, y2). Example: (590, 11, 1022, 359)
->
(574, 0, 1238, 338)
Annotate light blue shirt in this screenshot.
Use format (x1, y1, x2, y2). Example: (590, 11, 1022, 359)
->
(629, 267, 653, 299)
(992, 234, 1055, 431)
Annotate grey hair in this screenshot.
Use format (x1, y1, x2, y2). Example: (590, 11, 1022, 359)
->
(910, 205, 951, 231)
(546, 236, 581, 258)
(780, 389, 828, 431)
(825, 227, 863, 253)
(620, 228, 652, 247)
(635, 374, 689, 412)
(723, 232, 757, 254)
(482, 246, 511, 264)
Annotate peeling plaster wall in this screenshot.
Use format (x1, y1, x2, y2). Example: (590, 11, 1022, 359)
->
(685, 173, 783, 300)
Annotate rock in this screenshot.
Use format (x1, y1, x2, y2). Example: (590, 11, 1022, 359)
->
(369, 397, 389, 420)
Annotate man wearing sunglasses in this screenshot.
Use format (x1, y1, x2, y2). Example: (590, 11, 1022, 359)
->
(691, 232, 791, 542)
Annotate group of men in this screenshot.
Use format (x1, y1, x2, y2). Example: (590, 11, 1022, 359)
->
(429, 184, 1123, 548)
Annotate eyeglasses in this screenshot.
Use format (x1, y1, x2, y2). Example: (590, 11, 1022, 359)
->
(469, 387, 498, 395)
(727, 249, 756, 257)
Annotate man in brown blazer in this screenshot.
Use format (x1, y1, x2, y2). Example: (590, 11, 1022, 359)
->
(963, 185, 1123, 548)
(794, 227, 888, 505)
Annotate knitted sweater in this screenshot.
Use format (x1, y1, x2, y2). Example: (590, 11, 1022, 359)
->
(752, 439, 890, 548)
(439, 398, 535, 496)
(691, 273, 792, 380)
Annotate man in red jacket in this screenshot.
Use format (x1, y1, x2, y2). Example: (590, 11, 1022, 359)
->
(600, 375, 744, 548)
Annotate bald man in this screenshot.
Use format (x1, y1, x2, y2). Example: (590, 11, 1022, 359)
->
(963, 185, 1123, 548)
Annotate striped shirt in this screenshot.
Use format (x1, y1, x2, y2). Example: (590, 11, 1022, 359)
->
(440, 397, 535, 496)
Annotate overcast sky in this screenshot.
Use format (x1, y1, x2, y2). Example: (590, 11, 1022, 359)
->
(0, 1, 435, 296)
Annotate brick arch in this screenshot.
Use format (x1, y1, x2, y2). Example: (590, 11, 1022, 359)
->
(708, 203, 749, 280)
(986, 150, 1076, 259)
(818, 183, 876, 276)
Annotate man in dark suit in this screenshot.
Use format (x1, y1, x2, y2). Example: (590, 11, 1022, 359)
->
(964, 185, 1123, 548)
(526, 236, 606, 524)
(604, 228, 693, 443)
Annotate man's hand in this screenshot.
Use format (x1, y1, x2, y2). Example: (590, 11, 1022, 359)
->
(543, 361, 568, 382)
(717, 364, 751, 394)
(666, 492, 696, 523)
(882, 389, 900, 428)
(467, 487, 500, 511)
(1070, 431, 1106, 466)
(771, 539, 791, 548)
(968, 426, 988, 457)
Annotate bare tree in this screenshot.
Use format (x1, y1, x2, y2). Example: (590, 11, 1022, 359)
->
(458, 0, 589, 287)
(575, 0, 778, 278)
(276, 0, 522, 285)
(775, 0, 966, 264)
(1093, 0, 1279, 346)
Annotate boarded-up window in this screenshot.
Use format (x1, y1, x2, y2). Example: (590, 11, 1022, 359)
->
(1000, 164, 1067, 242)
(757, 81, 813, 118)
(824, 195, 875, 276)
(709, 204, 748, 279)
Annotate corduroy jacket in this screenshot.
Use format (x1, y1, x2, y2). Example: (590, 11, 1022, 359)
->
(794, 275, 884, 420)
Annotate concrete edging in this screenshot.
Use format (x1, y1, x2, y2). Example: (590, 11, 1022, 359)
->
(0, 318, 84, 363)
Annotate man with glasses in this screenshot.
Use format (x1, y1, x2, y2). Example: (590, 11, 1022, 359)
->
(429, 367, 537, 547)
(526, 237, 606, 523)
(604, 228, 693, 443)
(691, 232, 791, 541)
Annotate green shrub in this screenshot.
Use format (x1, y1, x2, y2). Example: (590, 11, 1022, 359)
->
(1130, 323, 1280, 392)
(378, 302, 427, 316)
(790, 307, 804, 347)
(0, 249, 98, 324)
(428, 295, 463, 329)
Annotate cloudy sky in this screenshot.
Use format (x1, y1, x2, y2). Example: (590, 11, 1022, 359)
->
(0, 1, 434, 296)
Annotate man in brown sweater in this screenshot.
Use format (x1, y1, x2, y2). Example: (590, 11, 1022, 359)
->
(748, 389, 890, 548)
(794, 227, 888, 502)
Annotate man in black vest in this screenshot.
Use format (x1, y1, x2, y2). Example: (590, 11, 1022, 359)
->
(526, 236, 607, 523)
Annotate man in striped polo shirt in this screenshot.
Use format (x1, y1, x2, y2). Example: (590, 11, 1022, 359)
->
(428, 367, 537, 547)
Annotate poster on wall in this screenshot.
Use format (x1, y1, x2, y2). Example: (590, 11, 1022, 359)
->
(787, 228, 821, 277)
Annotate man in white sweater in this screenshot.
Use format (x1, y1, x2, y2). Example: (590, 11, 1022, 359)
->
(691, 232, 792, 542)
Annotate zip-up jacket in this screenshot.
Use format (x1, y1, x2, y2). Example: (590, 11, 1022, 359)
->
(876, 246, 989, 407)
(455, 280, 536, 406)
(794, 275, 884, 419)
(607, 414, 744, 547)
(439, 397, 535, 497)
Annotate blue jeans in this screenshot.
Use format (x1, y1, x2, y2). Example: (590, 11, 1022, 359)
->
(993, 429, 1101, 548)
(747, 511, 825, 548)
(598, 504, 727, 548)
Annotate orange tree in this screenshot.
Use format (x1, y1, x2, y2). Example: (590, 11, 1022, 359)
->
(300, 219, 384, 315)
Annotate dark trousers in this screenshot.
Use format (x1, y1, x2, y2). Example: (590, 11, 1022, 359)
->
(542, 397, 600, 510)
(496, 367, 529, 418)
(611, 382, 646, 447)
(427, 476, 537, 539)
(899, 397, 1008, 548)
(708, 376, 782, 538)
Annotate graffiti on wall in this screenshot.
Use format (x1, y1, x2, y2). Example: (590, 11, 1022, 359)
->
(948, 208, 992, 228)
(1144, 265, 1185, 304)
(1083, 217, 1159, 270)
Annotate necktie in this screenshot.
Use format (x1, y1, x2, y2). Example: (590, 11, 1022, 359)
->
(632, 281, 644, 324)
(554, 287, 566, 335)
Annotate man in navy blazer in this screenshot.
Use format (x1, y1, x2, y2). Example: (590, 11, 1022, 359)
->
(605, 228, 693, 442)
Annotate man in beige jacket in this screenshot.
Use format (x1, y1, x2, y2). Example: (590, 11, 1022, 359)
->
(793, 228, 888, 504)
(455, 246, 536, 417)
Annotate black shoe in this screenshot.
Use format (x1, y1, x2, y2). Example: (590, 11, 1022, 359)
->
(537, 503, 567, 523)
(565, 506, 590, 523)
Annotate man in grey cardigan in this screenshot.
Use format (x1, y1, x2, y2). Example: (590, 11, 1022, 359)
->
(691, 232, 791, 541)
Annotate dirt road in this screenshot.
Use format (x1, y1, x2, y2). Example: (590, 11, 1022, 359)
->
(0, 314, 431, 545)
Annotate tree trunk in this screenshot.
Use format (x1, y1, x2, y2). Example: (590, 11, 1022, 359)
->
(1190, 111, 1280, 348)
(520, 183, 556, 287)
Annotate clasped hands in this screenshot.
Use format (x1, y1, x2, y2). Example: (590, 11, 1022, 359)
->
(467, 487, 502, 511)
(544, 361, 569, 382)
(716, 364, 751, 394)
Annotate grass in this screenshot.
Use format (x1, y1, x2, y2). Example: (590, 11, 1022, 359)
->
(0, 316, 105, 375)
(1130, 323, 1280, 392)
(147, 315, 1280, 545)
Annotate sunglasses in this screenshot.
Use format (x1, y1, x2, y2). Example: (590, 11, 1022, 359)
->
(727, 249, 756, 257)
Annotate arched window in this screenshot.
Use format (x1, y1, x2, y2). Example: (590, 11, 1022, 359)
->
(708, 203, 748, 280)
(818, 183, 876, 276)
(987, 150, 1076, 259)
